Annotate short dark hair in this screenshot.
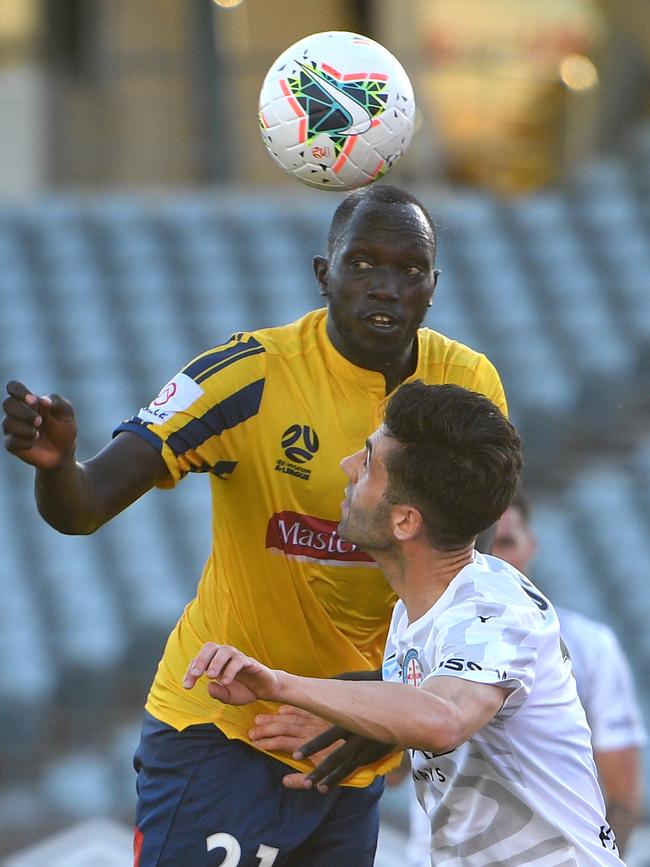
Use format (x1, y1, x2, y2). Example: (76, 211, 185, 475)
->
(382, 382, 522, 550)
(327, 184, 437, 255)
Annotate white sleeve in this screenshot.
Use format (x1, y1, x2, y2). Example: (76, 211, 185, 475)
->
(583, 626, 647, 751)
(422, 599, 541, 716)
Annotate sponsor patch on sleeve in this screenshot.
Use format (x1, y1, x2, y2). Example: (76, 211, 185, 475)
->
(137, 373, 204, 424)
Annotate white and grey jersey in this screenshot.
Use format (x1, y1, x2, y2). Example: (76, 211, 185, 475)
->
(556, 606, 646, 753)
(383, 552, 624, 866)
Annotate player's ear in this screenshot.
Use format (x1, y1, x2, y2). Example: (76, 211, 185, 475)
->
(392, 505, 422, 542)
(314, 256, 329, 297)
(427, 268, 441, 308)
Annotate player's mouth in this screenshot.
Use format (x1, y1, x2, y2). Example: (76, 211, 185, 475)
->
(363, 311, 400, 331)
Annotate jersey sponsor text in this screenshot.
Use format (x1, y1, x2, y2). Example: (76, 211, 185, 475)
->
(265, 511, 374, 563)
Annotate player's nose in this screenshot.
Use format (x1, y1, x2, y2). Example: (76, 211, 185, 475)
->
(340, 450, 360, 480)
(367, 272, 399, 302)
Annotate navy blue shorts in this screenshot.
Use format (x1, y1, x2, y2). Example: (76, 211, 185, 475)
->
(133, 710, 384, 867)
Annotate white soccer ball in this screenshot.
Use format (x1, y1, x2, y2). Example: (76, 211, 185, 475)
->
(258, 31, 416, 191)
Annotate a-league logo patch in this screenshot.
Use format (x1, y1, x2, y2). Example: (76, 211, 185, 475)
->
(403, 648, 422, 688)
(281, 424, 320, 464)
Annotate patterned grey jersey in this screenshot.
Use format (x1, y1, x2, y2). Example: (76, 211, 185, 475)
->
(383, 552, 625, 867)
(555, 606, 646, 752)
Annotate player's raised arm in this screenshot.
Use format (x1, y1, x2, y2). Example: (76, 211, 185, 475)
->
(2, 380, 169, 534)
(185, 642, 505, 755)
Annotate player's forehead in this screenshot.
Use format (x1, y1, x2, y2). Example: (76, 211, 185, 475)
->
(368, 424, 397, 462)
(341, 201, 434, 253)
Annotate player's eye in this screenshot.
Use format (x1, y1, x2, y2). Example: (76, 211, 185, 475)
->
(362, 448, 369, 467)
(352, 259, 373, 270)
(404, 265, 422, 276)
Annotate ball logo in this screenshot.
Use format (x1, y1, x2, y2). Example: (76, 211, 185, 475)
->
(281, 424, 320, 464)
(153, 381, 177, 406)
(285, 61, 387, 146)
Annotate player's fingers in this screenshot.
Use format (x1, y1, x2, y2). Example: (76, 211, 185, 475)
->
(182, 642, 219, 688)
(248, 734, 304, 753)
(293, 724, 349, 759)
(250, 717, 300, 739)
(203, 643, 237, 679)
(277, 705, 325, 723)
(2, 401, 44, 454)
(301, 734, 391, 792)
(313, 761, 357, 793)
(42, 393, 74, 421)
(3, 424, 40, 454)
(277, 707, 330, 736)
(216, 653, 253, 685)
(307, 751, 359, 792)
(2, 394, 42, 429)
(301, 738, 356, 774)
(2, 408, 38, 430)
(5, 380, 37, 405)
(2, 392, 40, 417)
(328, 734, 396, 769)
(251, 711, 323, 741)
(3, 432, 40, 455)
(281, 772, 314, 790)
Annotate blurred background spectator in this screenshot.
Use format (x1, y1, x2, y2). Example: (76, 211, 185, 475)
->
(0, 0, 649, 863)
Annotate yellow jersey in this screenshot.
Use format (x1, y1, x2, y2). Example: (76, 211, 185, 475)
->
(116, 308, 507, 785)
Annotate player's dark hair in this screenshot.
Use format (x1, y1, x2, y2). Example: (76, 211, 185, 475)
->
(382, 382, 522, 551)
(327, 184, 437, 255)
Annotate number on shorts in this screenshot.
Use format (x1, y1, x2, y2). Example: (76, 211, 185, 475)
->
(256, 844, 279, 866)
(206, 832, 279, 866)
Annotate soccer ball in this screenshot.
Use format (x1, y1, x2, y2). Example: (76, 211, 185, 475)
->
(258, 31, 416, 191)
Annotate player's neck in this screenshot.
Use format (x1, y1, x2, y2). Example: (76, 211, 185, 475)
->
(325, 319, 418, 394)
(375, 543, 474, 623)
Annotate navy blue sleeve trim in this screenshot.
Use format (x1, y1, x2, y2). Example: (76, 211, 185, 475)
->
(113, 420, 164, 452)
(184, 336, 264, 383)
(211, 460, 238, 478)
(166, 378, 265, 456)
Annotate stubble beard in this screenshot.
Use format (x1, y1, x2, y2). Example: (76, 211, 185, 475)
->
(338, 500, 394, 554)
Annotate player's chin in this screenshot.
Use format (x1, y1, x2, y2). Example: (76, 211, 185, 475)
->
(337, 517, 352, 541)
(358, 319, 410, 344)
(337, 522, 365, 552)
(360, 326, 416, 359)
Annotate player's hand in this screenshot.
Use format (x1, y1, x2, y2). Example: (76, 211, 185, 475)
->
(281, 725, 396, 793)
(249, 706, 344, 768)
(3, 381, 77, 469)
(183, 643, 284, 706)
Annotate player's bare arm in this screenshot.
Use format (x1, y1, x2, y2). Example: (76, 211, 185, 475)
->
(184, 643, 506, 753)
(249, 668, 381, 752)
(3, 380, 169, 534)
